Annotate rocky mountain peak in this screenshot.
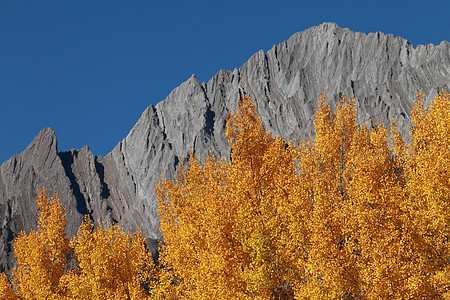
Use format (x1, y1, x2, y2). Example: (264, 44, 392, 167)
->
(23, 127, 58, 159)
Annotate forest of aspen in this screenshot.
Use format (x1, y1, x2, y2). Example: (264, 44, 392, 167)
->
(0, 90, 449, 299)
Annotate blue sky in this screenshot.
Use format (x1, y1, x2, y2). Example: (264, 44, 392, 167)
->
(1, 0, 449, 164)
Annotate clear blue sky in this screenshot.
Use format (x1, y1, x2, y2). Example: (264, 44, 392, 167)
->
(1, 0, 449, 164)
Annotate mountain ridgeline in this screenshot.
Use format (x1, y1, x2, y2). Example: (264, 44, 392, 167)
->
(0, 22, 448, 273)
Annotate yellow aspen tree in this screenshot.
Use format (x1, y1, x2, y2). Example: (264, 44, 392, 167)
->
(283, 95, 418, 298)
(225, 95, 300, 299)
(395, 90, 450, 297)
(61, 216, 155, 299)
(0, 187, 157, 299)
(156, 95, 298, 299)
(342, 122, 412, 298)
(289, 95, 364, 298)
(156, 155, 244, 299)
(12, 188, 70, 299)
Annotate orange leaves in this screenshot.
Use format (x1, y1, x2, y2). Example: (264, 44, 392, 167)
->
(157, 154, 246, 299)
(12, 188, 70, 299)
(1, 90, 448, 299)
(63, 217, 154, 299)
(407, 90, 450, 228)
(0, 273, 16, 300)
(157, 90, 450, 299)
(157, 95, 296, 299)
(399, 89, 450, 297)
(0, 188, 156, 299)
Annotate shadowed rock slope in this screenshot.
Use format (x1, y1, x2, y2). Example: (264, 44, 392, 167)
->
(0, 22, 448, 273)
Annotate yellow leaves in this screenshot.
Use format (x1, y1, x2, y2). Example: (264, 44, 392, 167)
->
(398, 89, 450, 296)
(12, 188, 70, 299)
(407, 90, 450, 226)
(0, 273, 17, 300)
(64, 217, 155, 299)
(1, 187, 156, 299)
(157, 90, 450, 299)
(157, 155, 244, 299)
(1, 90, 448, 299)
(157, 96, 295, 299)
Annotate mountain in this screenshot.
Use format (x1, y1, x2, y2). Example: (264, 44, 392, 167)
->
(0, 22, 448, 274)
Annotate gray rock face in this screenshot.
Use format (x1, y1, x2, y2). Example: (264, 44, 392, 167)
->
(0, 128, 84, 274)
(0, 23, 448, 273)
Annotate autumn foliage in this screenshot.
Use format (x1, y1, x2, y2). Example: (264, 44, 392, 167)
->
(1, 90, 449, 299)
(156, 91, 450, 299)
(0, 189, 156, 299)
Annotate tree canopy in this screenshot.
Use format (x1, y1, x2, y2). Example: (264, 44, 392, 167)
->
(156, 91, 450, 299)
(0, 188, 156, 299)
